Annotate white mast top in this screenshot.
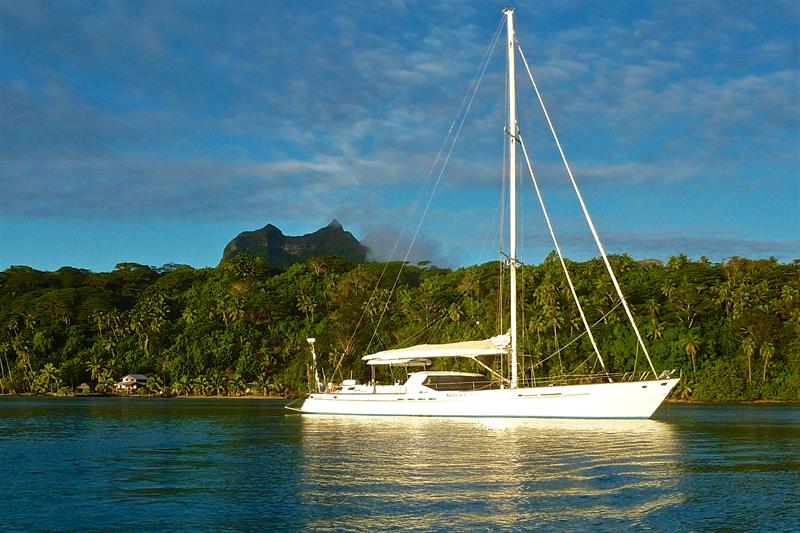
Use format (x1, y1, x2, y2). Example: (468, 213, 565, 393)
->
(503, 7, 518, 388)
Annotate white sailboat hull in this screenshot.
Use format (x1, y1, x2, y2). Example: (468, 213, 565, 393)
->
(293, 378, 679, 419)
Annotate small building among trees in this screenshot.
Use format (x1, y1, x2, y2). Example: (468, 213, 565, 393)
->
(115, 374, 148, 392)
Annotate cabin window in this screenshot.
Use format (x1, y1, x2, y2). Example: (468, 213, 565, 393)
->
(421, 375, 497, 392)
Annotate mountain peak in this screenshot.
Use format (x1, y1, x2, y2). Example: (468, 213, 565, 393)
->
(261, 223, 284, 235)
(222, 221, 369, 267)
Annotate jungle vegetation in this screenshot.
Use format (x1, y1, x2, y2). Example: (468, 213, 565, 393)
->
(0, 253, 797, 401)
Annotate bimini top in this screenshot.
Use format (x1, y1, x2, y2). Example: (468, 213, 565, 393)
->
(365, 358, 432, 367)
(362, 334, 510, 366)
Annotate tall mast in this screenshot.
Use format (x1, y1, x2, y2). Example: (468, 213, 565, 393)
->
(503, 7, 518, 388)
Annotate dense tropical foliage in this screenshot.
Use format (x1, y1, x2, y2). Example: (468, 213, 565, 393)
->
(0, 253, 797, 400)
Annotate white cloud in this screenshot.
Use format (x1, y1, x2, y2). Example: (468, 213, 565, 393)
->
(1, 0, 797, 267)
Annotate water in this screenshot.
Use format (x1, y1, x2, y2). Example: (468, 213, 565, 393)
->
(0, 398, 797, 532)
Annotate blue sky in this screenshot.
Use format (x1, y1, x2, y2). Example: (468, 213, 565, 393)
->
(1, 0, 798, 271)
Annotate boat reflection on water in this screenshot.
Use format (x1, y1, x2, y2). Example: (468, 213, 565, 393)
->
(295, 415, 683, 530)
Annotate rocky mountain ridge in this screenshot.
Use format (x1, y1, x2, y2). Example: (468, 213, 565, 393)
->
(222, 220, 369, 267)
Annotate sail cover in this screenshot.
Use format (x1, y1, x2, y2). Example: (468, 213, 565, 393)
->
(365, 358, 432, 367)
(362, 334, 510, 365)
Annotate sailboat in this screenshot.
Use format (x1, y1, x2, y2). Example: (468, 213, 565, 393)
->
(288, 8, 679, 419)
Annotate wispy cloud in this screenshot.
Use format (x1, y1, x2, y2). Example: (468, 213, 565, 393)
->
(0, 0, 797, 269)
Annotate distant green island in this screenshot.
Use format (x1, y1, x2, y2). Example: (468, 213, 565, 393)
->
(1, 246, 798, 401)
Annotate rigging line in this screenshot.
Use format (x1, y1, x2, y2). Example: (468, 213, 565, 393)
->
(475, 76, 510, 265)
(335, 16, 505, 371)
(566, 353, 596, 377)
(398, 277, 479, 349)
(539, 296, 621, 365)
(498, 70, 509, 336)
(401, 217, 506, 346)
(403, 212, 506, 345)
(515, 99, 528, 379)
(339, 121, 457, 367)
(495, 22, 510, 340)
(430, 198, 502, 347)
(480, 187, 506, 262)
(518, 134, 611, 381)
(516, 43, 659, 379)
(382, 244, 504, 350)
(393, 204, 505, 351)
(364, 18, 504, 355)
(499, 37, 509, 259)
(392, 208, 497, 345)
(516, 148, 528, 381)
(342, 81, 474, 358)
(352, 18, 505, 368)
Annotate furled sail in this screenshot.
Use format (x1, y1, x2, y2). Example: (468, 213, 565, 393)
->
(362, 334, 510, 365)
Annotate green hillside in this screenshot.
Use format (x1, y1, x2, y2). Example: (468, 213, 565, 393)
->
(1, 253, 798, 400)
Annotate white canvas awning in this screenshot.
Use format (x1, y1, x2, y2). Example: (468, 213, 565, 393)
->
(365, 358, 432, 366)
(362, 334, 510, 365)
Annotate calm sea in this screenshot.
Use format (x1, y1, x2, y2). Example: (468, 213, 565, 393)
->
(0, 397, 797, 532)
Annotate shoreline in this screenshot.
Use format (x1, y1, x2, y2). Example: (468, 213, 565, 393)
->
(1, 392, 797, 404)
(663, 398, 800, 405)
(0, 392, 291, 400)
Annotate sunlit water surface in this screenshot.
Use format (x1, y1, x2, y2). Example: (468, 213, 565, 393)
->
(0, 398, 797, 531)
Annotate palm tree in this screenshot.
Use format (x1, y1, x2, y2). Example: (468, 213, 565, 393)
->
(673, 380, 693, 400)
(308, 257, 327, 276)
(297, 294, 317, 322)
(226, 297, 245, 324)
(209, 371, 227, 396)
(541, 291, 564, 374)
(364, 289, 389, 323)
(106, 356, 119, 376)
(227, 374, 246, 396)
(217, 296, 244, 327)
(761, 341, 775, 381)
(0, 342, 8, 393)
(106, 309, 123, 341)
(128, 295, 169, 355)
(713, 280, 735, 316)
(731, 284, 752, 321)
(38, 363, 61, 393)
(181, 306, 196, 325)
(191, 375, 209, 396)
(660, 281, 676, 302)
(11, 336, 33, 390)
(666, 253, 689, 271)
(448, 304, 463, 324)
(171, 375, 190, 397)
(86, 355, 104, 383)
(95, 369, 115, 394)
(646, 318, 663, 341)
(256, 373, 271, 395)
(457, 271, 480, 297)
(527, 313, 547, 346)
(741, 335, 755, 386)
(682, 330, 700, 373)
(92, 311, 107, 338)
(146, 375, 165, 396)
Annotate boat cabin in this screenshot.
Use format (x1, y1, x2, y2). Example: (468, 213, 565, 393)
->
(417, 372, 497, 392)
(327, 371, 500, 395)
